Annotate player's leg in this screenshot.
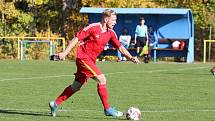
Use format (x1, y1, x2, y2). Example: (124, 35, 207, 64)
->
(76, 59, 123, 118)
(140, 37, 146, 55)
(94, 74, 123, 118)
(94, 74, 109, 110)
(49, 59, 88, 117)
(55, 80, 82, 106)
(136, 40, 140, 56)
(142, 37, 148, 63)
(136, 37, 140, 56)
(49, 80, 83, 117)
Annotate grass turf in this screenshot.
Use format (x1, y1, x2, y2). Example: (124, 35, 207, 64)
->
(0, 60, 214, 121)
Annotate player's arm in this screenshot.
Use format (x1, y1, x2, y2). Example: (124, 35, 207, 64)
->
(58, 37, 79, 59)
(58, 24, 94, 59)
(118, 46, 140, 64)
(109, 30, 139, 64)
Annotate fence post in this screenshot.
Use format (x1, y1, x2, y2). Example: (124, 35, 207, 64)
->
(18, 37, 20, 60)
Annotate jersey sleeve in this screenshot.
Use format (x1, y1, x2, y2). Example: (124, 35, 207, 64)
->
(75, 24, 93, 41)
(135, 25, 138, 34)
(109, 30, 122, 49)
(145, 25, 148, 36)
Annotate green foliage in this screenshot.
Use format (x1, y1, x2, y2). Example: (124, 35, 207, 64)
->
(23, 43, 50, 60)
(0, 39, 18, 59)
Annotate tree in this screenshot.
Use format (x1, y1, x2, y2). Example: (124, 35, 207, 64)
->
(0, 0, 33, 36)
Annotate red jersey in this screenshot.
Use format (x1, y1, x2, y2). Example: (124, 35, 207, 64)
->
(76, 23, 121, 61)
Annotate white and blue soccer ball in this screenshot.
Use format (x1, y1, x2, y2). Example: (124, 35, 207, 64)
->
(125, 107, 141, 120)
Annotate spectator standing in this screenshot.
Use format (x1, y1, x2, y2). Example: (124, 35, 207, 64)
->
(135, 17, 148, 56)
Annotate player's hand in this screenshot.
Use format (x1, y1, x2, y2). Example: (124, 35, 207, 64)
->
(130, 57, 140, 64)
(58, 52, 66, 60)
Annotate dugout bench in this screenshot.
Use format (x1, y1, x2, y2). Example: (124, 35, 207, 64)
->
(80, 7, 194, 63)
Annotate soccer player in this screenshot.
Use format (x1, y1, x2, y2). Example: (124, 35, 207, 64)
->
(49, 9, 140, 118)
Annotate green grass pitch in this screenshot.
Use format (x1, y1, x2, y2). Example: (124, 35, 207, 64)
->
(0, 60, 215, 121)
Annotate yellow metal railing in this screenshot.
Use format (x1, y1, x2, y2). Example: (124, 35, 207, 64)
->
(203, 40, 215, 63)
(0, 37, 66, 60)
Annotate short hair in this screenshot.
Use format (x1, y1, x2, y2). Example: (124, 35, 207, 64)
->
(102, 9, 116, 17)
(140, 17, 145, 21)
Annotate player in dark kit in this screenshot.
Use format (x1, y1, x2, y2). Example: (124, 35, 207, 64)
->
(49, 9, 140, 118)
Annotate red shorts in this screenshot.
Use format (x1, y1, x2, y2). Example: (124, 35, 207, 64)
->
(74, 58, 102, 84)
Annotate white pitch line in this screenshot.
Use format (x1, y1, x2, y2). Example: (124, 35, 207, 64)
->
(0, 66, 210, 82)
(1, 107, 215, 113)
(142, 109, 215, 113)
(0, 75, 74, 82)
(60, 109, 215, 113)
(105, 66, 210, 75)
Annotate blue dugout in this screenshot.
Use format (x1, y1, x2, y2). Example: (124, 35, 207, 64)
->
(80, 7, 194, 63)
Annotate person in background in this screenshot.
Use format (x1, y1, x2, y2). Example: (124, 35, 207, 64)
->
(49, 9, 140, 118)
(117, 28, 131, 61)
(147, 26, 155, 61)
(135, 17, 148, 57)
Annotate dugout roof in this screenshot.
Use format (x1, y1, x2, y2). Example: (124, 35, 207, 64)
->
(80, 7, 190, 15)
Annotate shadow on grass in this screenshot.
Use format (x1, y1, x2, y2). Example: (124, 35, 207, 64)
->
(0, 109, 128, 120)
(62, 115, 128, 121)
(0, 109, 75, 118)
(0, 109, 50, 117)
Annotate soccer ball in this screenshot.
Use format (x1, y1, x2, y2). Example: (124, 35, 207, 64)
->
(125, 107, 141, 120)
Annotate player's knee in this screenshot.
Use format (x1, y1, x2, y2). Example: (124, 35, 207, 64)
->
(96, 74, 106, 85)
(70, 81, 82, 92)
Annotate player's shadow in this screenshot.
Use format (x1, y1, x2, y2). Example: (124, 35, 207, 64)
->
(0, 109, 128, 120)
(69, 116, 127, 120)
(0, 109, 50, 117)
